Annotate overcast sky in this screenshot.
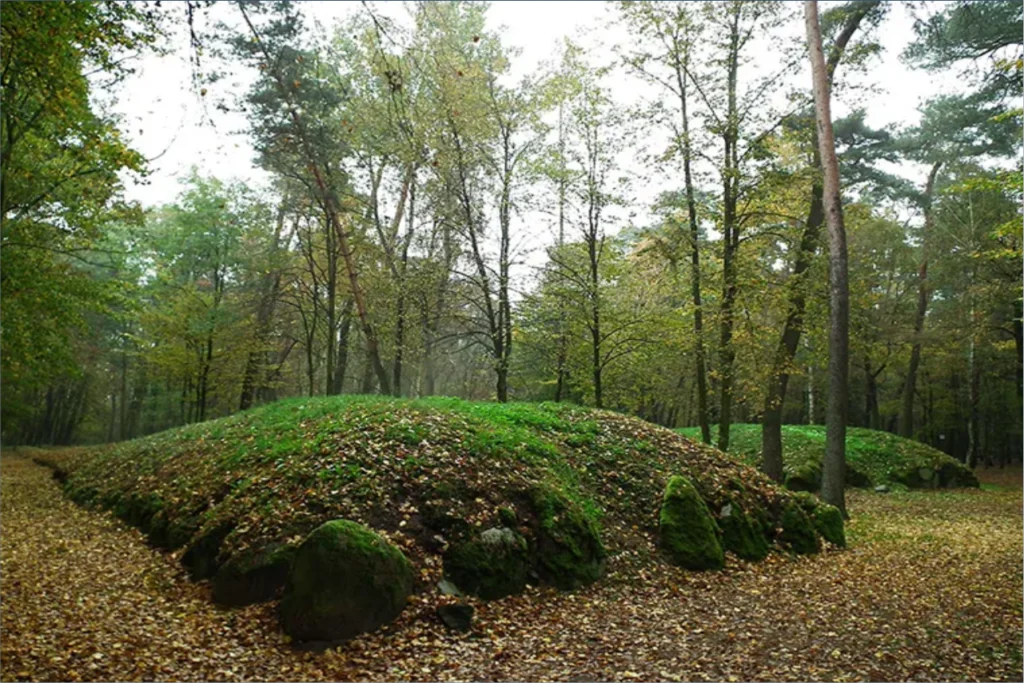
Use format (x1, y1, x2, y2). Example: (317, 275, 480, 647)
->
(109, 1, 956, 218)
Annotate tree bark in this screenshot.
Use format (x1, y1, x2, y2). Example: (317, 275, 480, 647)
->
(717, 6, 741, 453)
(672, 22, 711, 444)
(806, 0, 849, 515)
(761, 0, 878, 481)
(900, 161, 943, 438)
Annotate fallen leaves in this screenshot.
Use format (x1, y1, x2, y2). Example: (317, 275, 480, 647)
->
(2, 452, 1021, 682)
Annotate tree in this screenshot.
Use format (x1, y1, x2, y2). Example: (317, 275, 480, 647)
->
(805, 0, 848, 514)
(760, 1, 884, 482)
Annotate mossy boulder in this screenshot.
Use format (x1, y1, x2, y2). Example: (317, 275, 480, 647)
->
(659, 475, 724, 570)
(529, 486, 606, 590)
(443, 527, 530, 600)
(784, 464, 822, 493)
(811, 503, 846, 548)
(213, 543, 297, 606)
(280, 520, 413, 643)
(182, 523, 234, 580)
(778, 500, 820, 555)
(717, 500, 770, 561)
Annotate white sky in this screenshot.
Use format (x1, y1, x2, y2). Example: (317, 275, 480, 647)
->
(110, 1, 957, 223)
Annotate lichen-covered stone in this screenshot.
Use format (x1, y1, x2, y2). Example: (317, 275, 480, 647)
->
(529, 486, 605, 590)
(659, 476, 724, 570)
(280, 520, 413, 643)
(718, 500, 770, 561)
(778, 500, 820, 555)
(811, 503, 846, 548)
(213, 543, 297, 606)
(443, 527, 529, 600)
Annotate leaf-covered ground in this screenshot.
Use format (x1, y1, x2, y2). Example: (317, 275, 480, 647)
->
(2, 452, 1019, 682)
(677, 424, 978, 491)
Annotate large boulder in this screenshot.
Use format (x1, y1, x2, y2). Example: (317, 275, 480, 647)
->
(810, 502, 846, 548)
(659, 475, 724, 570)
(778, 500, 820, 555)
(443, 527, 530, 600)
(717, 499, 770, 561)
(213, 543, 297, 606)
(529, 486, 606, 590)
(280, 520, 413, 643)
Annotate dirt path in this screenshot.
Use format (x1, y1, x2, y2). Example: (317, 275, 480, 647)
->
(2, 452, 1021, 682)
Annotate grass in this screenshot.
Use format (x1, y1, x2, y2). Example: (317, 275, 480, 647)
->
(677, 424, 978, 491)
(33, 396, 838, 590)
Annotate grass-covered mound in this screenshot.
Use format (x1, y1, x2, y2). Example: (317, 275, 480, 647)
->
(677, 424, 979, 492)
(35, 396, 843, 638)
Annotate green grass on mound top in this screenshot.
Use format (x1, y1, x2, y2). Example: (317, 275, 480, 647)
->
(677, 424, 979, 492)
(35, 396, 836, 603)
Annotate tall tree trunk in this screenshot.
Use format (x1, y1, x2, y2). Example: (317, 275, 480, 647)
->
(760, 0, 877, 481)
(864, 356, 881, 431)
(762, 188, 824, 479)
(1014, 297, 1022, 407)
(333, 300, 353, 395)
(806, 0, 849, 515)
(717, 6, 741, 453)
(673, 33, 711, 445)
(966, 304, 981, 468)
(900, 161, 943, 438)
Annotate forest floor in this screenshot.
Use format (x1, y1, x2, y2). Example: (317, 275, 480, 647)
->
(1, 451, 1021, 682)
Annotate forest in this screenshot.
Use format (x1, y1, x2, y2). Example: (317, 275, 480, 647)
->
(3, 0, 1019, 464)
(0, 1, 1022, 681)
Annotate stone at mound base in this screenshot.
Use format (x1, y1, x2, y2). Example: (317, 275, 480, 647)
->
(659, 475, 724, 570)
(530, 486, 606, 590)
(213, 543, 297, 606)
(811, 503, 846, 548)
(437, 604, 474, 632)
(718, 501, 770, 561)
(778, 500, 820, 555)
(444, 527, 530, 600)
(281, 520, 413, 643)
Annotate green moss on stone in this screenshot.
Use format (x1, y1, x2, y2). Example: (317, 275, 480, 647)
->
(811, 503, 846, 548)
(281, 520, 413, 643)
(717, 499, 769, 561)
(444, 527, 529, 600)
(213, 543, 297, 606)
(778, 500, 820, 555)
(659, 475, 724, 570)
(529, 486, 605, 590)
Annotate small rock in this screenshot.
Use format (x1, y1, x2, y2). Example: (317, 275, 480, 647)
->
(437, 603, 473, 632)
(437, 578, 463, 597)
(874, 485, 890, 493)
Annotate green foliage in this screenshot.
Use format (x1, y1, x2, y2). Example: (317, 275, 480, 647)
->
(679, 424, 978, 491)
(0, 1, 159, 440)
(658, 475, 724, 570)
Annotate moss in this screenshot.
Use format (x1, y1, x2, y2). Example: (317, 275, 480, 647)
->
(717, 499, 770, 561)
(529, 485, 606, 590)
(182, 523, 234, 580)
(281, 520, 413, 643)
(659, 476, 724, 570)
(213, 543, 297, 606)
(778, 500, 820, 555)
(443, 527, 529, 600)
(784, 465, 822, 493)
(497, 506, 518, 528)
(812, 503, 846, 548)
